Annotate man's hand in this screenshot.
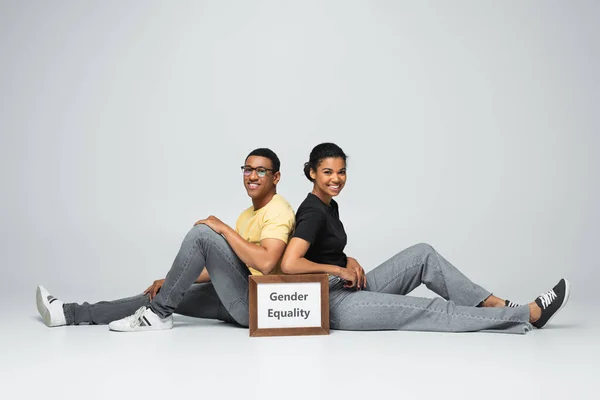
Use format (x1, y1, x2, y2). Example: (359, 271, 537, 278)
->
(194, 215, 227, 235)
(345, 257, 367, 289)
(144, 279, 165, 300)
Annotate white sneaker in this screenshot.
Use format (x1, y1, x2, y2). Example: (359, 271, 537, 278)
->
(36, 285, 67, 327)
(108, 306, 173, 332)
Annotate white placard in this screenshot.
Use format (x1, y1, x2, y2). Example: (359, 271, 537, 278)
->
(256, 282, 322, 329)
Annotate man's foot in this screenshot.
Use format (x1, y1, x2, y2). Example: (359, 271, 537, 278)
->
(36, 285, 67, 327)
(532, 278, 571, 329)
(108, 306, 173, 332)
(505, 300, 520, 308)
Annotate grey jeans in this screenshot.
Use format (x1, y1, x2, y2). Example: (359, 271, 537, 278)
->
(329, 243, 533, 334)
(63, 224, 251, 327)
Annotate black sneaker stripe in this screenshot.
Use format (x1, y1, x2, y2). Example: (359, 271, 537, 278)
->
(139, 319, 146, 327)
(505, 300, 519, 308)
(142, 316, 152, 327)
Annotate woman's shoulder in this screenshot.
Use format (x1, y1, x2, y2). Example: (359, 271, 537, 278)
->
(296, 193, 326, 215)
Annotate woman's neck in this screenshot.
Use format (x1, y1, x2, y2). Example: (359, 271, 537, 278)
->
(311, 188, 332, 206)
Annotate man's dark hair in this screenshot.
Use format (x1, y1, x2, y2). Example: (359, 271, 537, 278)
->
(246, 148, 281, 172)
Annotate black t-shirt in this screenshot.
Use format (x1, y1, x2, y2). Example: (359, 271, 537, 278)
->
(292, 193, 348, 268)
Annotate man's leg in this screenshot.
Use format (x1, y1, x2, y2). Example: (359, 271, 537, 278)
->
(148, 224, 250, 326)
(365, 243, 492, 307)
(173, 282, 237, 324)
(60, 282, 235, 325)
(63, 294, 150, 325)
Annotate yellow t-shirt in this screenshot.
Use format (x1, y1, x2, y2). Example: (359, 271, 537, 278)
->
(235, 194, 295, 275)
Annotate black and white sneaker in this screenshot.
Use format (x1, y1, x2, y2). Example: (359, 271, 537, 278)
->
(532, 278, 571, 329)
(505, 300, 520, 308)
(108, 306, 173, 332)
(36, 285, 67, 327)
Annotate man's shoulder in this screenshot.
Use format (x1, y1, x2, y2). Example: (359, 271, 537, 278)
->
(237, 203, 255, 219)
(263, 194, 295, 216)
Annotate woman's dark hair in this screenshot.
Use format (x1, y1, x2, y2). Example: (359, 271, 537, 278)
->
(303, 143, 347, 182)
(246, 148, 280, 172)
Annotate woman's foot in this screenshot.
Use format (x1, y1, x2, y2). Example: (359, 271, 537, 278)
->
(528, 278, 571, 328)
(480, 295, 520, 308)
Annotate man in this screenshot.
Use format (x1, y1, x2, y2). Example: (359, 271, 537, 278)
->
(36, 148, 295, 332)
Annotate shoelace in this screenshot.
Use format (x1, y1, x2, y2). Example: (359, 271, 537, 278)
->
(538, 290, 557, 309)
(129, 306, 147, 328)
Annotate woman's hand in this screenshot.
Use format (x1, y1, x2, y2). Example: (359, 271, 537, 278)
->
(338, 267, 359, 289)
(345, 257, 367, 289)
(144, 279, 165, 300)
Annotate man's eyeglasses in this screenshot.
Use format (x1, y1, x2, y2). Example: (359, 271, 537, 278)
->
(241, 166, 275, 178)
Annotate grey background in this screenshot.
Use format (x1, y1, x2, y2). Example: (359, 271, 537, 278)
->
(1, 0, 598, 311)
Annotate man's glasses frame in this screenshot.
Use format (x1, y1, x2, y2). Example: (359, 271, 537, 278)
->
(241, 166, 275, 178)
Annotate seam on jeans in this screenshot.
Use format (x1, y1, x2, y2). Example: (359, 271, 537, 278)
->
(430, 250, 450, 299)
(376, 250, 450, 299)
(159, 236, 201, 305)
(377, 262, 421, 293)
(110, 295, 150, 305)
(202, 238, 249, 282)
(228, 298, 249, 326)
(349, 302, 527, 323)
(229, 297, 248, 308)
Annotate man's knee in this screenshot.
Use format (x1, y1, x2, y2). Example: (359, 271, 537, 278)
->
(185, 223, 220, 243)
(411, 242, 435, 255)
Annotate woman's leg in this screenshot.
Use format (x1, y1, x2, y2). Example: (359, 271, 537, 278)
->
(328, 279, 532, 334)
(365, 243, 496, 307)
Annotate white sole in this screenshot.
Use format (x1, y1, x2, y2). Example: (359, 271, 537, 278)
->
(540, 279, 571, 328)
(36, 286, 52, 327)
(108, 326, 173, 332)
(109, 315, 174, 332)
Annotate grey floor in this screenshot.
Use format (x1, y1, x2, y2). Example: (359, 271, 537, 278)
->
(2, 297, 597, 400)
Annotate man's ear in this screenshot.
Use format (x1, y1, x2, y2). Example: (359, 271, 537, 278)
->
(273, 171, 281, 185)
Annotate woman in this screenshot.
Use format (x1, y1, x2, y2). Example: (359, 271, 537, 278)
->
(281, 143, 570, 334)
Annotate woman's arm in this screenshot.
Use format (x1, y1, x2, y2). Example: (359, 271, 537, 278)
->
(281, 237, 358, 287)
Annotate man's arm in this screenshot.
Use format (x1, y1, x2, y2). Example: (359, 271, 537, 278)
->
(221, 226, 286, 275)
(194, 215, 287, 275)
(195, 267, 210, 283)
(145, 268, 211, 299)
